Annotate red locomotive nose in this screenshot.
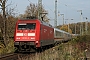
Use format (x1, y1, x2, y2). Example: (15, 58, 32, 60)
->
(23, 30, 28, 32)
(23, 33, 28, 36)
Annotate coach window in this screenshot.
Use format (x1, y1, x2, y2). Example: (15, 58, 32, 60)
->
(56, 31, 62, 37)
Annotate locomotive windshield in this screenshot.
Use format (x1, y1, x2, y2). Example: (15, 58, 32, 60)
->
(18, 23, 36, 30)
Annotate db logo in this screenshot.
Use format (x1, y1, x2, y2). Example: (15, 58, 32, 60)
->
(23, 33, 28, 36)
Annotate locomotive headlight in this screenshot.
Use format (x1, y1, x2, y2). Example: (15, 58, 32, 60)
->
(16, 37, 20, 39)
(31, 37, 35, 39)
(36, 41, 38, 43)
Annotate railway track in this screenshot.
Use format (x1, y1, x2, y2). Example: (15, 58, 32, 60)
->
(0, 53, 36, 60)
(0, 53, 18, 60)
(0, 40, 74, 60)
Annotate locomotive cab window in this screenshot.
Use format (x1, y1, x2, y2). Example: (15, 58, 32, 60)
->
(18, 23, 36, 30)
(27, 23, 36, 30)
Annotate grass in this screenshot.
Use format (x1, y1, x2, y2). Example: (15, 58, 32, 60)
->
(28, 35, 90, 60)
(0, 35, 90, 60)
(0, 39, 15, 55)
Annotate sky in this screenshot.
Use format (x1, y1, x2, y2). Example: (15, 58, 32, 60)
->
(7, 0, 90, 26)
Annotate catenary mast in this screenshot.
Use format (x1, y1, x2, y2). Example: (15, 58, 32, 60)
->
(38, 0, 42, 20)
(55, 0, 57, 27)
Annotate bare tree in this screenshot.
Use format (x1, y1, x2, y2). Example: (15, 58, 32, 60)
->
(19, 3, 49, 23)
(0, 0, 8, 46)
(0, 0, 16, 46)
(25, 3, 38, 18)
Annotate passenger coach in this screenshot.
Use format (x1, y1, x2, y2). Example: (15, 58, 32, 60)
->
(54, 28, 72, 44)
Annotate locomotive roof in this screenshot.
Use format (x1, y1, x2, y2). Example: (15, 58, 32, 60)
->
(40, 20, 53, 27)
(18, 18, 53, 28)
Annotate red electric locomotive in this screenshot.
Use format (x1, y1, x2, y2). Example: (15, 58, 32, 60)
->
(14, 18, 54, 52)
